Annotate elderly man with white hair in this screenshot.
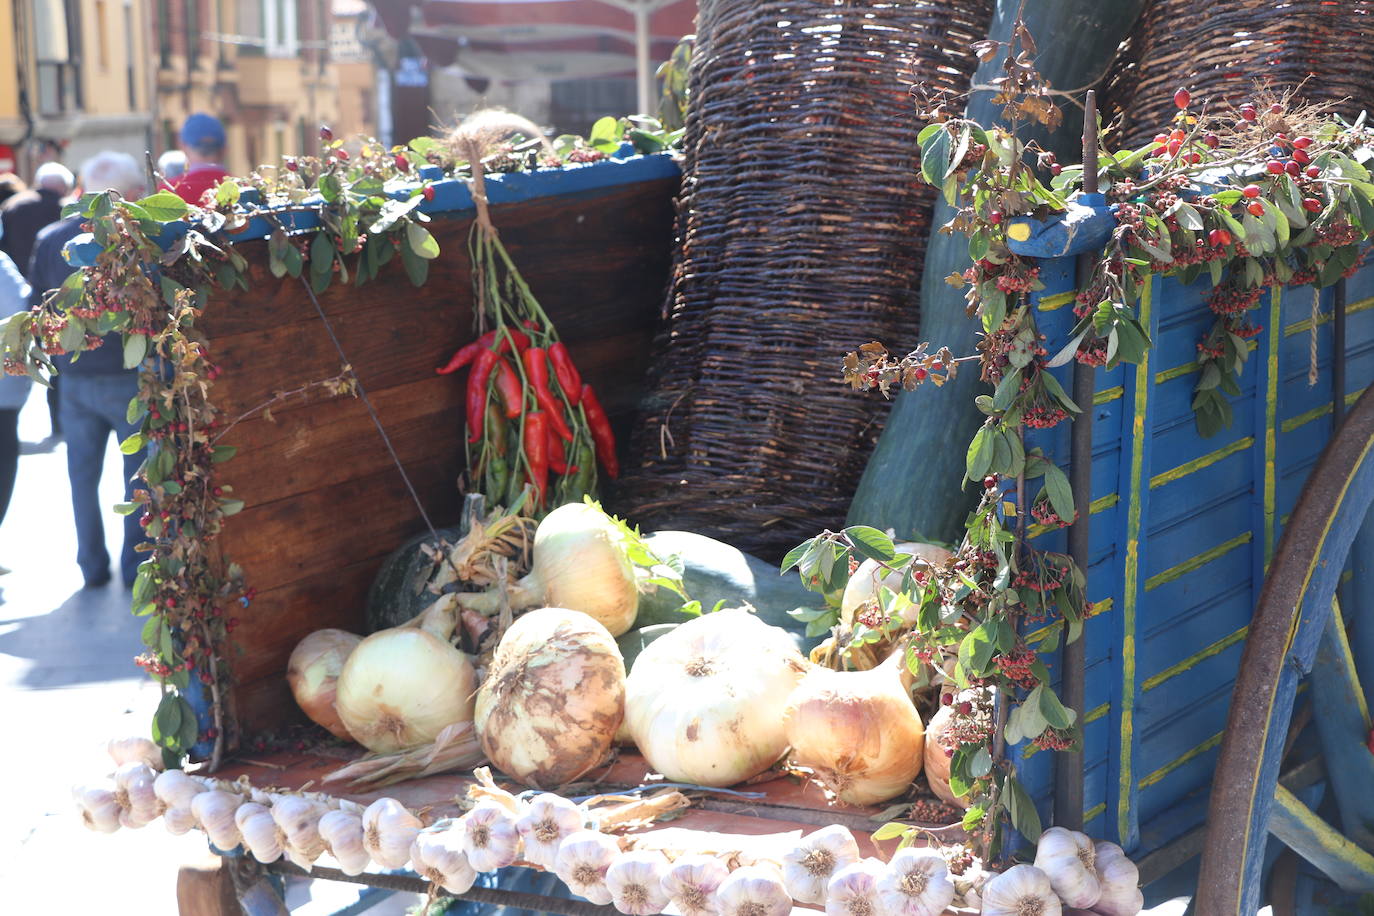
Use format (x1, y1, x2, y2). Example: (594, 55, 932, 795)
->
(28, 151, 150, 588)
(0, 161, 73, 277)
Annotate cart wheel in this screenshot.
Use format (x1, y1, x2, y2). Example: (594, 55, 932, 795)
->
(1196, 386, 1374, 915)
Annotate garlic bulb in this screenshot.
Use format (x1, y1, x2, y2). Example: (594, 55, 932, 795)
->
(516, 793, 585, 868)
(949, 856, 986, 910)
(604, 850, 671, 915)
(554, 829, 620, 905)
(714, 864, 792, 916)
(153, 769, 204, 811)
(192, 789, 243, 850)
(1090, 841, 1143, 916)
(318, 808, 371, 875)
(784, 650, 925, 804)
(412, 829, 479, 895)
(164, 806, 197, 836)
(362, 797, 422, 869)
(661, 855, 729, 916)
(825, 858, 886, 916)
(625, 610, 807, 786)
(107, 736, 163, 770)
(113, 761, 161, 824)
(980, 864, 1061, 916)
(237, 802, 286, 863)
(1033, 827, 1100, 909)
(75, 786, 122, 833)
(272, 796, 327, 866)
(877, 847, 955, 916)
(461, 800, 522, 871)
(782, 824, 861, 904)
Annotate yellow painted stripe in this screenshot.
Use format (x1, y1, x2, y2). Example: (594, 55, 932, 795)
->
(1272, 784, 1374, 876)
(1023, 598, 1114, 645)
(1154, 341, 1259, 385)
(1094, 386, 1124, 405)
(1119, 281, 1151, 842)
(1150, 437, 1255, 489)
(1139, 731, 1224, 789)
(1280, 389, 1364, 434)
(1233, 430, 1374, 905)
(1283, 294, 1374, 337)
(1084, 802, 1107, 823)
(1022, 703, 1111, 758)
(1038, 291, 1076, 311)
(1331, 599, 1372, 730)
(1265, 287, 1281, 564)
(1142, 626, 1249, 692)
(1144, 532, 1252, 591)
(1026, 493, 1120, 539)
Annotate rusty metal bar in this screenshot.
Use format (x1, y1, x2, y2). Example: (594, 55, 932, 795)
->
(1335, 278, 1348, 427)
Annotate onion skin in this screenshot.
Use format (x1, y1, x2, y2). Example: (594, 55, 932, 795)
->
(336, 627, 477, 753)
(783, 653, 925, 804)
(922, 705, 967, 809)
(475, 608, 625, 788)
(840, 543, 951, 631)
(287, 629, 362, 740)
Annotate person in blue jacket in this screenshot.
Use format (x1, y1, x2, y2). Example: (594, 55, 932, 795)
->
(0, 219, 31, 536)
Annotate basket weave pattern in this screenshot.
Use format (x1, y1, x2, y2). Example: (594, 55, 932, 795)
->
(619, 0, 992, 558)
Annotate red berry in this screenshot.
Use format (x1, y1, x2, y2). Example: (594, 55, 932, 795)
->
(394, 154, 409, 172)
(1241, 107, 1258, 122)
(165, 598, 175, 608)
(913, 367, 928, 380)
(1285, 160, 1302, 177)
(1153, 133, 1169, 145)
(1303, 197, 1323, 212)
(1242, 184, 1262, 198)
(285, 158, 298, 172)
(1204, 133, 1220, 148)
(1306, 166, 1321, 179)
(1270, 103, 1283, 114)
(1187, 152, 1202, 164)
(988, 210, 1003, 225)
(1248, 200, 1266, 217)
(1167, 139, 1183, 157)
(319, 124, 333, 141)
(1293, 136, 1313, 149)
(1050, 164, 1062, 175)
(1292, 148, 1310, 165)
(1170, 129, 1186, 141)
(983, 475, 999, 490)
(1266, 160, 1285, 174)
(1208, 228, 1232, 247)
(334, 149, 349, 161)
(422, 186, 435, 201)
(1174, 87, 1192, 109)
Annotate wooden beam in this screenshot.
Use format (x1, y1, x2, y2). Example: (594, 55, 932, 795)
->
(1270, 785, 1374, 893)
(1310, 599, 1374, 851)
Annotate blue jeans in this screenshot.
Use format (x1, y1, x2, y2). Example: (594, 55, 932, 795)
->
(60, 373, 147, 586)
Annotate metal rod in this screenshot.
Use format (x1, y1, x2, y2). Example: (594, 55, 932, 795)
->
(1081, 90, 1099, 195)
(1335, 278, 1348, 427)
(1056, 252, 1095, 832)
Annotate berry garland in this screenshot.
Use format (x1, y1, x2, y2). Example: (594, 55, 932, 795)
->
(0, 118, 680, 770)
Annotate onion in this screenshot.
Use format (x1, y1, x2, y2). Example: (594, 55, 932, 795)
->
(287, 629, 362, 740)
(459, 502, 639, 636)
(474, 608, 625, 788)
(840, 542, 951, 631)
(335, 599, 477, 753)
(783, 650, 925, 804)
(624, 609, 807, 786)
(923, 705, 965, 808)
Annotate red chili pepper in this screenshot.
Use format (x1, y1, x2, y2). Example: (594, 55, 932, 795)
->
(523, 347, 573, 440)
(494, 358, 522, 419)
(581, 383, 619, 479)
(437, 330, 496, 374)
(466, 350, 499, 442)
(523, 346, 551, 389)
(501, 328, 532, 353)
(547, 426, 569, 474)
(548, 343, 583, 404)
(523, 412, 549, 505)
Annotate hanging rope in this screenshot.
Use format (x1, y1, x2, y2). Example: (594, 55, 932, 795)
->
(1309, 286, 1321, 386)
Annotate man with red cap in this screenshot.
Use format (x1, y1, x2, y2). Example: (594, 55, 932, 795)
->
(166, 113, 230, 205)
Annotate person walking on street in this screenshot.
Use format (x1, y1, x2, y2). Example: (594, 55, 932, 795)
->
(30, 152, 149, 588)
(0, 220, 31, 532)
(0, 162, 73, 274)
(165, 114, 230, 205)
(157, 150, 188, 184)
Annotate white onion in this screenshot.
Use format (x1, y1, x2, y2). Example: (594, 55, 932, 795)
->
(624, 609, 806, 786)
(287, 629, 362, 740)
(840, 542, 951, 630)
(336, 608, 476, 753)
(475, 608, 625, 788)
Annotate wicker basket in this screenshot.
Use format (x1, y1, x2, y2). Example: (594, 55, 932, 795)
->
(1103, 0, 1374, 148)
(617, 0, 992, 558)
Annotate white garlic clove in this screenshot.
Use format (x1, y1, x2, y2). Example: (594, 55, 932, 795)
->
(824, 858, 886, 916)
(237, 805, 287, 864)
(979, 864, 1062, 916)
(604, 850, 671, 915)
(119, 807, 155, 829)
(1033, 827, 1101, 909)
(516, 793, 585, 869)
(1090, 841, 1143, 916)
(318, 809, 371, 876)
(153, 769, 204, 811)
(75, 786, 122, 833)
(714, 864, 792, 916)
(782, 824, 861, 905)
(660, 854, 728, 916)
(361, 797, 422, 870)
(164, 806, 197, 836)
(114, 761, 161, 823)
(271, 796, 327, 864)
(554, 829, 620, 906)
(107, 736, 164, 771)
(192, 789, 243, 851)
(877, 846, 955, 916)
(412, 831, 479, 895)
(461, 800, 522, 872)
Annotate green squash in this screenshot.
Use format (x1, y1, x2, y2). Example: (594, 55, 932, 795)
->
(635, 530, 826, 652)
(364, 525, 465, 634)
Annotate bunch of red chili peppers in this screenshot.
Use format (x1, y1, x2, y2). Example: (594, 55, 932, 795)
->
(437, 318, 618, 510)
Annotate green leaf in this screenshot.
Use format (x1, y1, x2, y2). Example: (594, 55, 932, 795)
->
(958, 621, 999, 676)
(126, 394, 145, 425)
(1005, 687, 1047, 744)
(152, 692, 183, 747)
(1043, 463, 1075, 520)
(970, 746, 993, 778)
(405, 222, 440, 259)
(135, 191, 189, 223)
(920, 128, 952, 188)
(119, 432, 146, 455)
(845, 526, 896, 563)
(1175, 201, 1204, 231)
(123, 333, 148, 370)
(781, 538, 816, 574)
(214, 180, 241, 208)
(992, 368, 1021, 412)
(177, 696, 200, 750)
(113, 501, 138, 516)
(967, 424, 995, 481)
(400, 238, 429, 286)
(310, 230, 335, 276)
(871, 822, 910, 842)
(1005, 774, 1043, 843)
(212, 445, 237, 463)
(1039, 684, 1078, 729)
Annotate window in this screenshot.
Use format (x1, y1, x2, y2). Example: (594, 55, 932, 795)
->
(34, 0, 82, 114)
(125, 1, 138, 106)
(186, 0, 200, 69)
(95, 1, 109, 70)
(237, 0, 264, 55)
(157, 0, 171, 68)
(266, 0, 298, 58)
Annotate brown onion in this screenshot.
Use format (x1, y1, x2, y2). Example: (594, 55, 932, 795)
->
(287, 629, 362, 740)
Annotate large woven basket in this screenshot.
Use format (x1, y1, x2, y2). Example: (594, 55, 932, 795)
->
(1103, 0, 1374, 148)
(617, 0, 992, 558)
